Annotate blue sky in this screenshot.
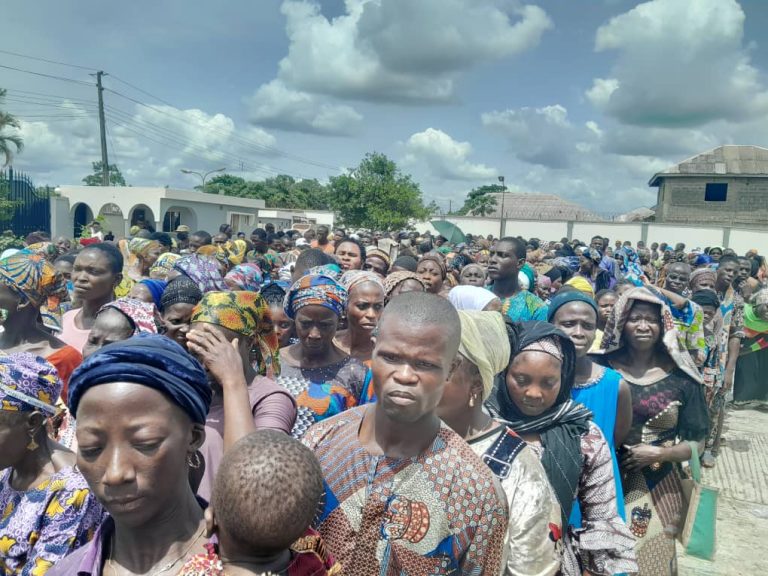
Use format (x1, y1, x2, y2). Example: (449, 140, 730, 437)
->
(3, 0, 768, 214)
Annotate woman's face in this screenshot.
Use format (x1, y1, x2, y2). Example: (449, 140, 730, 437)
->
(596, 293, 617, 326)
(623, 301, 662, 351)
(75, 382, 204, 528)
(335, 242, 363, 271)
(417, 260, 443, 294)
(295, 305, 339, 357)
(552, 301, 597, 358)
(347, 282, 385, 334)
(506, 350, 562, 417)
(162, 303, 196, 349)
(270, 305, 295, 348)
(460, 265, 486, 287)
(436, 354, 482, 429)
(579, 255, 593, 274)
(363, 256, 388, 278)
(709, 249, 723, 261)
(72, 250, 120, 303)
(54, 259, 73, 282)
(143, 245, 165, 270)
(0, 410, 35, 469)
(83, 309, 134, 358)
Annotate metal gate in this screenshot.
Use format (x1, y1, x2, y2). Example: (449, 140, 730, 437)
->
(0, 167, 50, 237)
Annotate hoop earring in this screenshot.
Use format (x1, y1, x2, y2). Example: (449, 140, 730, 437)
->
(187, 452, 202, 469)
(469, 396, 475, 408)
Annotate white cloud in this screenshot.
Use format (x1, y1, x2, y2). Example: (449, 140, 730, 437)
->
(274, 0, 552, 103)
(482, 104, 585, 169)
(589, 0, 768, 127)
(246, 79, 363, 136)
(402, 128, 497, 181)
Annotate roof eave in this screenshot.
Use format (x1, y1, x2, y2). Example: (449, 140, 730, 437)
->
(649, 172, 768, 187)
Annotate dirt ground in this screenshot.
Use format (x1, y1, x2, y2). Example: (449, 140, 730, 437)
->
(678, 406, 768, 575)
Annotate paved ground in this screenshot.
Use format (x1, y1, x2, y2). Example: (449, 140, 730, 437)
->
(679, 405, 768, 575)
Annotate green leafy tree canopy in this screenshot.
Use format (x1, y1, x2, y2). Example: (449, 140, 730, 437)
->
(457, 184, 502, 216)
(201, 173, 331, 211)
(328, 152, 429, 231)
(0, 88, 23, 167)
(82, 161, 127, 186)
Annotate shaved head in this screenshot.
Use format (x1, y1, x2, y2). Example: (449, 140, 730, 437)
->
(379, 292, 461, 359)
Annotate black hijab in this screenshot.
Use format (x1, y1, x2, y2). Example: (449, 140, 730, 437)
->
(486, 320, 592, 522)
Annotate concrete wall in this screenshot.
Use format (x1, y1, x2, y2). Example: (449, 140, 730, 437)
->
(420, 216, 768, 253)
(658, 177, 768, 225)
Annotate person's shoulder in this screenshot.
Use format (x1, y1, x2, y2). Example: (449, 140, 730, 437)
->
(437, 426, 507, 496)
(302, 406, 365, 449)
(524, 290, 546, 306)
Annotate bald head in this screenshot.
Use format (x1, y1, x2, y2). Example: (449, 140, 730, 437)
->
(379, 292, 461, 359)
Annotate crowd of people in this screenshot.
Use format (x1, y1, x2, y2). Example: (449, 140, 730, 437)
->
(0, 220, 766, 576)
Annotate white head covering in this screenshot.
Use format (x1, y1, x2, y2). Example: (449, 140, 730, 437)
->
(448, 285, 497, 311)
(518, 270, 530, 291)
(0, 249, 20, 260)
(457, 311, 511, 400)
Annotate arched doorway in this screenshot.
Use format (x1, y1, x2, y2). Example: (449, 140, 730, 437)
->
(162, 206, 198, 232)
(129, 204, 156, 233)
(98, 202, 124, 239)
(72, 203, 94, 238)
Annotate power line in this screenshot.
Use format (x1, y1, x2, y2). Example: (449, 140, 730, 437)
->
(0, 48, 97, 71)
(0, 63, 93, 86)
(108, 74, 177, 108)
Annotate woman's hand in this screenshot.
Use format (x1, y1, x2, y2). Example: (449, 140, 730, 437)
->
(621, 443, 665, 471)
(187, 324, 245, 390)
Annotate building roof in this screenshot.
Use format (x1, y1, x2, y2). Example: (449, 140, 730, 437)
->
(56, 186, 266, 210)
(482, 192, 604, 222)
(649, 145, 768, 186)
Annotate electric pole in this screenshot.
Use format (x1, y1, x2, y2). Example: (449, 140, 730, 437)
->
(93, 71, 110, 186)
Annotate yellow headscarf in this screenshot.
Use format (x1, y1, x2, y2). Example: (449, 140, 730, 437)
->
(457, 310, 510, 400)
(564, 276, 595, 299)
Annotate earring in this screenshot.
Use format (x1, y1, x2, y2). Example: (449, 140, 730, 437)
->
(26, 436, 39, 451)
(469, 396, 475, 408)
(187, 452, 202, 469)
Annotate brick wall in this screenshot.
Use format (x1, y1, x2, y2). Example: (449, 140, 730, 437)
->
(659, 177, 768, 225)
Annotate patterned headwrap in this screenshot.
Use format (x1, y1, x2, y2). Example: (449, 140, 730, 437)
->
(457, 311, 510, 400)
(224, 263, 264, 292)
(197, 245, 219, 257)
(149, 252, 180, 279)
(26, 242, 59, 261)
(383, 271, 426, 301)
(69, 333, 212, 424)
(0, 251, 69, 331)
(594, 286, 702, 383)
(160, 275, 203, 310)
(366, 249, 391, 270)
(689, 267, 717, 290)
(564, 276, 595, 298)
(99, 297, 161, 335)
(284, 274, 348, 320)
(520, 336, 563, 362)
(303, 264, 342, 281)
(0, 352, 63, 415)
(581, 247, 602, 264)
(191, 291, 280, 378)
(616, 247, 644, 285)
(753, 287, 768, 307)
(553, 256, 580, 272)
(173, 254, 226, 294)
(129, 238, 162, 258)
(339, 270, 384, 293)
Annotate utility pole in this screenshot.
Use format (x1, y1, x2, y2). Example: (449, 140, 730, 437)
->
(498, 175, 506, 238)
(94, 71, 110, 186)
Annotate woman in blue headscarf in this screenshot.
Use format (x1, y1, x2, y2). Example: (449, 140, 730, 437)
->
(51, 334, 213, 576)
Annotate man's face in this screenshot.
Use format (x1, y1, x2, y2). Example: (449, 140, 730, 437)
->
(590, 238, 603, 251)
(189, 235, 207, 252)
(717, 261, 739, 289)
(372, 317, 454, 424)
(213, 233, 228, 246)
(738, 258, 752, 281)
(664, 264, 690, 294)
(487, 240, 519, 282)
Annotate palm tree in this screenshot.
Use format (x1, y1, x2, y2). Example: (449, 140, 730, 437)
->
(0, 89, 23, 166)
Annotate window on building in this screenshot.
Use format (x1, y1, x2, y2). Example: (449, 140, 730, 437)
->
(163, 210, 181, 232)
(228, 212, 255, 233)
(705, 183, 728, 202)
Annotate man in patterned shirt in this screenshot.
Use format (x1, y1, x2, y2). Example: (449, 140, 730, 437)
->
(302, 292, 508, 575)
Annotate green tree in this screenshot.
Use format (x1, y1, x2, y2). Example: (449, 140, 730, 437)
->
(0, 88, 23, 166)
(328, 152, 429, 231)
(202, 173, 332, 210)
(457, 184, 502, 216)
(0, 172, 19, 220)
(82, 161, 127, 186)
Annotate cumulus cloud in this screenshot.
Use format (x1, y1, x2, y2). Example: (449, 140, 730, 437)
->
(588, 0, 768, 127)
(482, 105, 589, 169)
(11, 100, 280, 186)
(275, 0, 552, 104)
(246, 79, 363, 136)
(402, 128, 497, 181)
